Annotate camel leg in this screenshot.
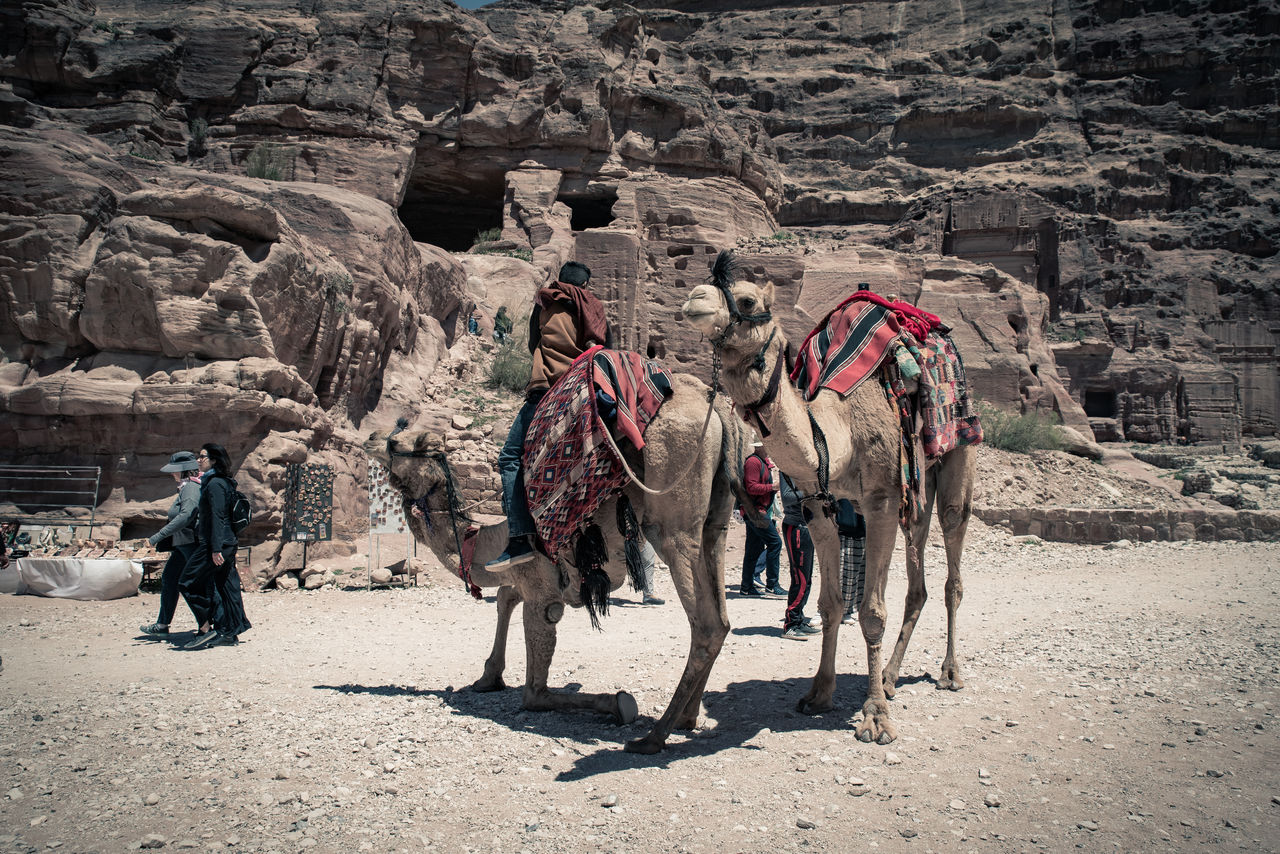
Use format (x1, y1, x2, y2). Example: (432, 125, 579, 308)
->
(472, 585, 521, 692)
(671, 517, 733, 730)
(882, 479, 938, 697)
(796, 512, 843, 715)
(853, 504, 901, 745)
(520, 597, 638, 724)
(625, 531, 729, 754)
(934, 446, 975, 691)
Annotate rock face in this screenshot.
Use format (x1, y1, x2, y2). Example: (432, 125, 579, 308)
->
(0, 0, 1276, 570)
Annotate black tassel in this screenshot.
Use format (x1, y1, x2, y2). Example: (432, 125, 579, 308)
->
(617, 497, 645, 591)
(575, 524, 611, 631)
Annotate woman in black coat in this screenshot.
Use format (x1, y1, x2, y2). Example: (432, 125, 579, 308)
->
(180, 443, 251, 650)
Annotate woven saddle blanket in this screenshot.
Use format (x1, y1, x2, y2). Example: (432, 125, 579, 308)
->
(524, 346, 673, 562)
(790, 290, 982, 459)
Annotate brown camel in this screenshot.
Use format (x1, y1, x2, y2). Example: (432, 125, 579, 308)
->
(680, 252, 977, 744)
(364, 374, 755, 754)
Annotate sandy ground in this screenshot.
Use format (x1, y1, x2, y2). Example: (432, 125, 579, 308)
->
(1, 520, 1277, 854)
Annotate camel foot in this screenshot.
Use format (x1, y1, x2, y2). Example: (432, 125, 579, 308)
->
(854, 699, 897, 744)
(673, 712, 700, 731)
(471, 675, 507, 693)
(624, 733, 665, 754)
(936, 662, 965, 691)
(614, 691, 639, 725)
(796, 694, 835, 716)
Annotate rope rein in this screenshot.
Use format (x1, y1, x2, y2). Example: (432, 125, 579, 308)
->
(600, 352, 722, 497)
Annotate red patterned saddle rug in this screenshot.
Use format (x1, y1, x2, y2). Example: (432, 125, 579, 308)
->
(523, 346, 672, 562)
(790, 292, 942, 400)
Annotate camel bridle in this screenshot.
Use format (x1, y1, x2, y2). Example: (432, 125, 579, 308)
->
(384, 420, 477, 593)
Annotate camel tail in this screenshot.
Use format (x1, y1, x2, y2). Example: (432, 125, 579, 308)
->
(714, 397, 764, 527)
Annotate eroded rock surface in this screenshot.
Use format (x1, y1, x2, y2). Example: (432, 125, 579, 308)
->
(0, 0, 1276, 574)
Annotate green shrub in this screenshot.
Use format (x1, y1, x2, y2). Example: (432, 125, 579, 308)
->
(188, 118, 209, 156)
(975, 400, 1063, 454)
(322, 272, 353, 314)
(472, 227, 502, 247)
(245, 142, 294, 181)
(771, 230, 796, 241)
(486, 317, 531, 393)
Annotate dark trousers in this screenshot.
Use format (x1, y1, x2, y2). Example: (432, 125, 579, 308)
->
(156, 543, 194, 626)
(180, 545, 251, 637)
(497, 390, 546, 541)
(741, 517, 781, 591)
(782, 522, 813, 628)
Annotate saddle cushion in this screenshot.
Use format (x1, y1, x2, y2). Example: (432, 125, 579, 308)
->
(524, 346, 672, 562)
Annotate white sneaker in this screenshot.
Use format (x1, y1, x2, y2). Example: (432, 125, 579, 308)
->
(841, 612, 857, 625)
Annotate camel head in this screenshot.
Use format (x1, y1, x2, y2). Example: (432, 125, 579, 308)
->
(680, 249, 777, 355)
(363, 416, 461, 551)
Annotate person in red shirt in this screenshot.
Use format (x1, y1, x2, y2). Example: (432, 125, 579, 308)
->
(739, 442, 783, 596)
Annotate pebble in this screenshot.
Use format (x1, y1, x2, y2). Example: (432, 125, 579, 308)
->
(978, 767, 991, 779)
(1078, 821, 1098, 831)
(984, 793, 1001, 808)
(949, 799, 967, 810)
(144, 793, 160, 806)
(601, 794, 618, 808)
(884, 751, 902, 765)
(7, 788, 23, 801)
(900, 828, 918, 838)
(796, 817, 816, 829)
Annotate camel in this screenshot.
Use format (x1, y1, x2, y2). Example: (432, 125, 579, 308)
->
(680, 252, 977, 744)
(364, 374, 756, 754)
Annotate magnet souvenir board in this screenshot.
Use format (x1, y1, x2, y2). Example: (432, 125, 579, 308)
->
(367, 459, 408, 535)
(283, 463, 334, 542)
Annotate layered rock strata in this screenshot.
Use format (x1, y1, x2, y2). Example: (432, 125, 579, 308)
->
(0, 0, 1276, 572)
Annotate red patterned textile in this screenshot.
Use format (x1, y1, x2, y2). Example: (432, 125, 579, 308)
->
(790, 290, 947, 400)
(790, 298, 902, 400)
(917, 332, 984, 459)
(459, 525, 482, 600)
(524, 346, 671, 562)
(591, 349, 671, 451)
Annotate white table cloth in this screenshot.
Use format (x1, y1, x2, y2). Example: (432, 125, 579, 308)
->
(5, 558, 142, 600)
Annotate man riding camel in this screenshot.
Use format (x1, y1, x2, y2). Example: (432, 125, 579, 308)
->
(488, 261, 612, 569)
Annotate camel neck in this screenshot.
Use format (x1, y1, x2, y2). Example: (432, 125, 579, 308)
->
(720, 330, 822, 479)
(411, 498, 511, 588)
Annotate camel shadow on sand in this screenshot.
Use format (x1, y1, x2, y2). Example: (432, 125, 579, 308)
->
(315, 669, 937, 782)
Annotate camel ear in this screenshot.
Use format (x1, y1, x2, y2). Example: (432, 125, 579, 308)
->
(762, 280, 776, 310)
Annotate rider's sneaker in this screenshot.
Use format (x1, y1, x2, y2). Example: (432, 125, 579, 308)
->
(486, 536, 535, 570)
(781, 625, 811, 641)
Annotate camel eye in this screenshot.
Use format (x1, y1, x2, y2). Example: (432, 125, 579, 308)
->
(737, 297, 755, 312)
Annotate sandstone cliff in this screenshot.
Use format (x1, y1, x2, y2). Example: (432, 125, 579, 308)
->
(0, 0, 1275, 573)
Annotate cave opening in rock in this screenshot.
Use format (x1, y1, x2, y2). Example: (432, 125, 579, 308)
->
(398, 191, 503, 252)
(559, 193, 617, 231)
(1084, 389, 1117, 418)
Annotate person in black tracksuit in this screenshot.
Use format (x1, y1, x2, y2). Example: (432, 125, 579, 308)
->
(179, 443, 251, 650)
(779, 475, 821, 640)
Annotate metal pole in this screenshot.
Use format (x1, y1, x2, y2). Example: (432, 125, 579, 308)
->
(88, 467, 100, 539)
(367, 528, 373, 591)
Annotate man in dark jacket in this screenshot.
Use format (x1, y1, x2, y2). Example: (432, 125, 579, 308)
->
(489, 261, 611, 569)
(739, 442, 783, 596)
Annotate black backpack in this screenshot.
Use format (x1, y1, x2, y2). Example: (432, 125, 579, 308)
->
(230, 487, 252, 535)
